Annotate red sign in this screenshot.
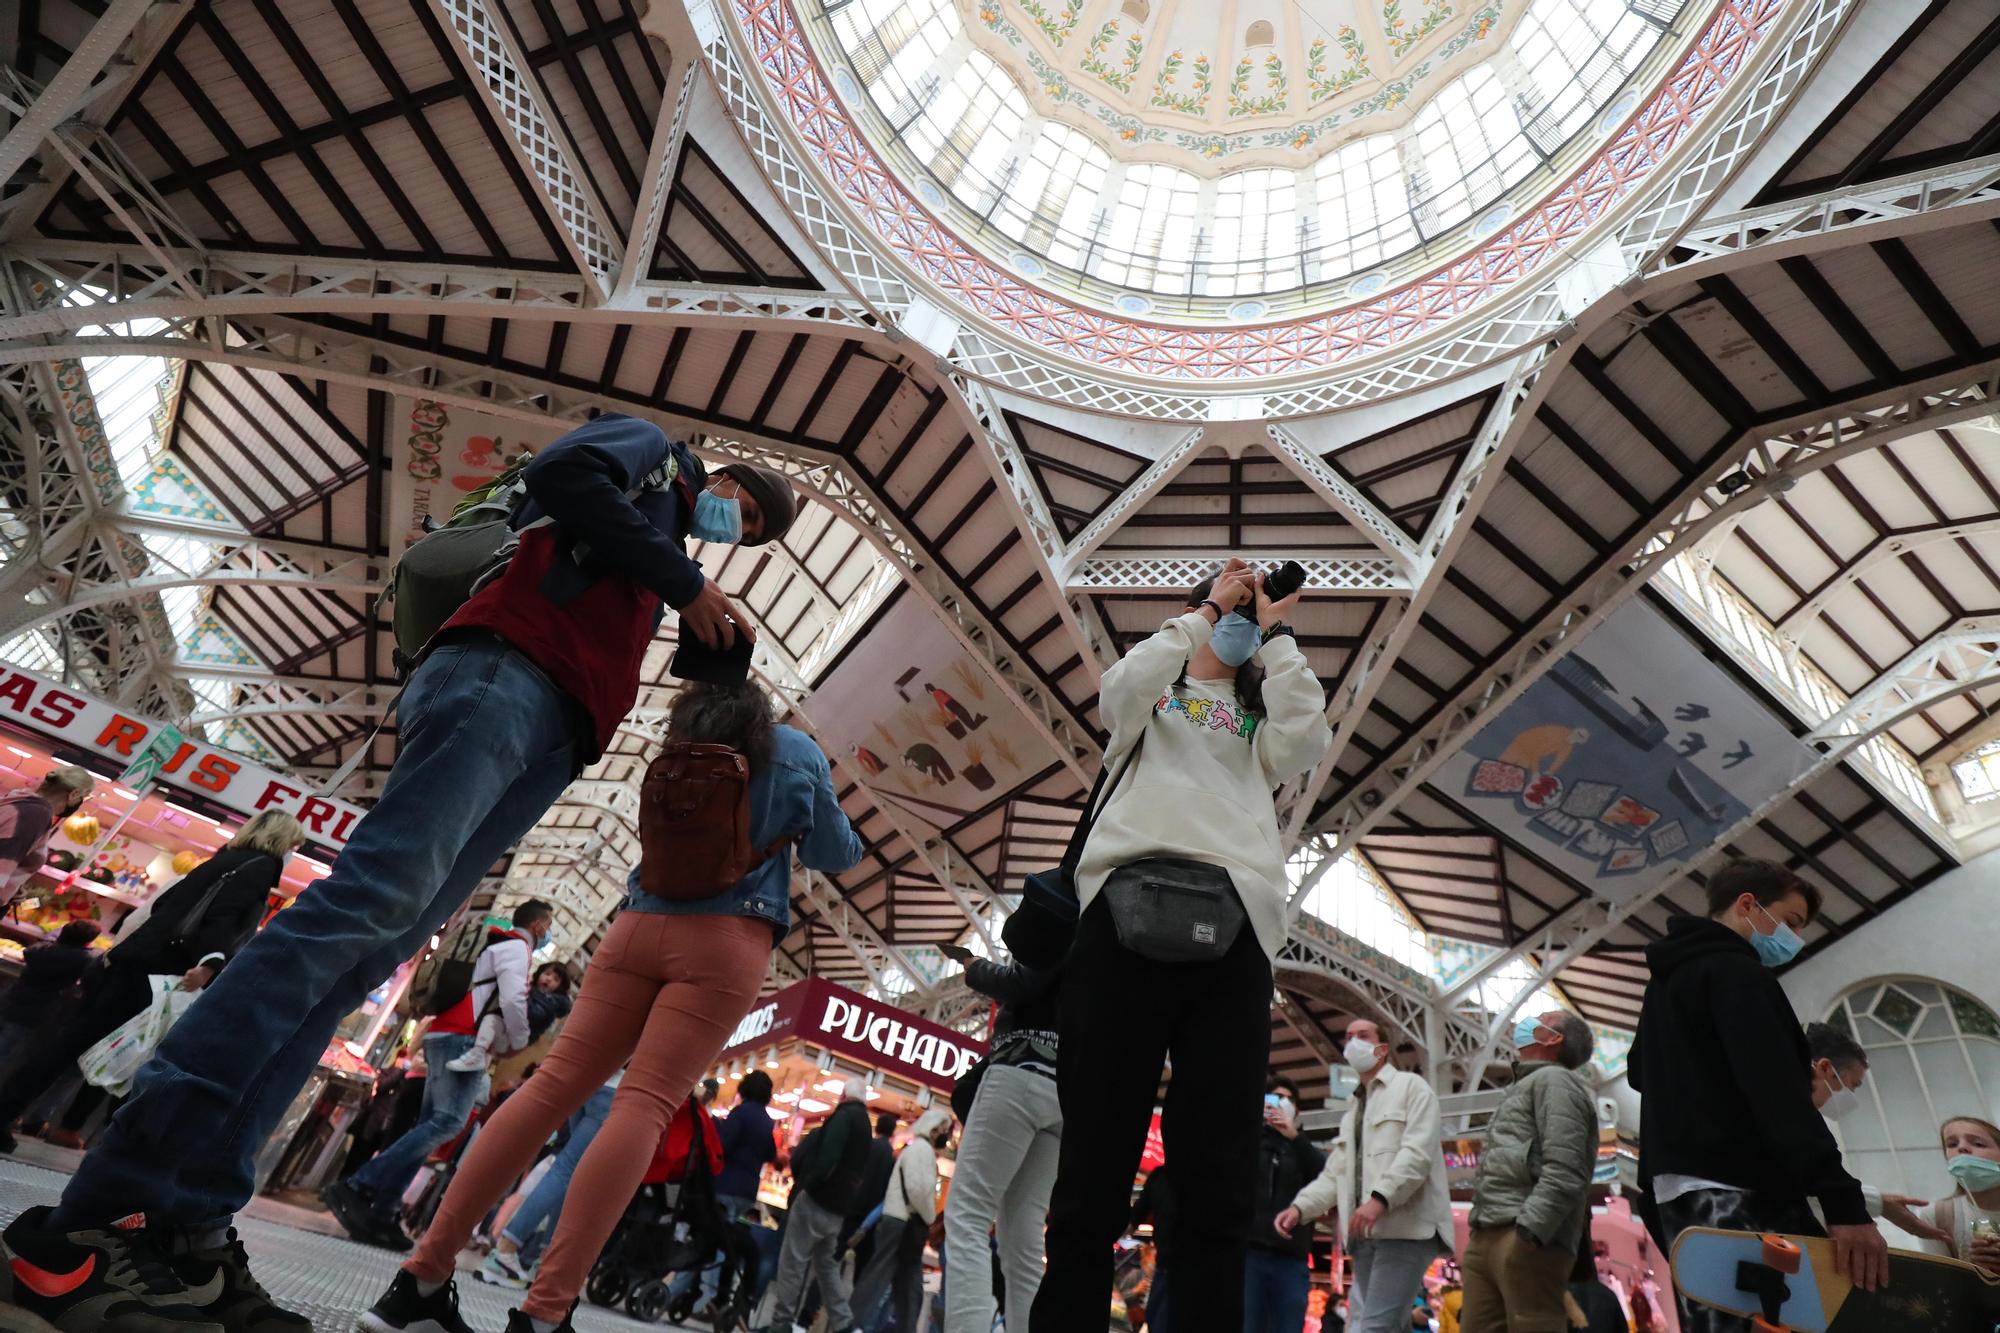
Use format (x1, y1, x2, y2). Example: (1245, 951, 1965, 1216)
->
(1140, 1113, 1165, 1173)
(0, 665, 368, 852)
(715, 977, 987, 1093)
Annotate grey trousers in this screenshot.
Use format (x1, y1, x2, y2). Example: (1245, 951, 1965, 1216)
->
(943, 1064, 1062, 1333)
(767, 1189, 855, 1331)
(1348, 1237, 1439, 1333)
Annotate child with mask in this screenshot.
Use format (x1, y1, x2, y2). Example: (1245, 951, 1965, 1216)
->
(1913, 1117, 2000, 1272)
(1628, 858, 1889, 1333)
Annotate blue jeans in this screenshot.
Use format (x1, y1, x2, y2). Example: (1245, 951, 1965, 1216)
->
(347, 1033, 491, 1219)
(52, 641, 580, 1228)
(666, 1192, 754, 1306)
(1242, 1246, 1310, 1333)
(505, 1080, 616, 1267)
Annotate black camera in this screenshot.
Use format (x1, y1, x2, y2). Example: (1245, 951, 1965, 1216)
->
(1261, 559, 1307, 603)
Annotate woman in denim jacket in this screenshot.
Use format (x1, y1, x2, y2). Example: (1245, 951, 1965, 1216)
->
(368, 680, 863, 1333)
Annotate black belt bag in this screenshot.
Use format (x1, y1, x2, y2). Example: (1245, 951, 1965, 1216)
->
(1102, 856, 1247, 963)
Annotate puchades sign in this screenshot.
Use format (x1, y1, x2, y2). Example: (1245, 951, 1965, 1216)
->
(1430, 600, 1817, 901)
(714, 976, 987, 1093)
(0, 665, 369, 854)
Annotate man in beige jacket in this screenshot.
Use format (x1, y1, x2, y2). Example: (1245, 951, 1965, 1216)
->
(1274, 1019, 1453, 1333)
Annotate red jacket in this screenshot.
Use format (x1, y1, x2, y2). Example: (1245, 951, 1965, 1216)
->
(643, 1097, 723, 1186)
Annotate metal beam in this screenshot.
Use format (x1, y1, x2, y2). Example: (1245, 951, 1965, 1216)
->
(1056, 428, 1205, 578)
(1065, 553, 1410, 596)
(0, 1, 179, 191)
(1264, 423, 1419, 570)
(1775, 517, 2000, 631)
(426, 0, 623, 298)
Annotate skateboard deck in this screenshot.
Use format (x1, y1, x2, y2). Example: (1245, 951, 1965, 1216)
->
(1671, 1227, 2000, 1332)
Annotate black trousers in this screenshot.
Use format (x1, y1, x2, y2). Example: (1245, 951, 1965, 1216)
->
(1031, 896, 1272, 1333)
(0, 959, 153, 1129)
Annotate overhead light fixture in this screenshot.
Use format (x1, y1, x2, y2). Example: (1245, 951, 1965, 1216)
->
(1714, 470, 1754, 496)
(797, 1097, 833, 1113)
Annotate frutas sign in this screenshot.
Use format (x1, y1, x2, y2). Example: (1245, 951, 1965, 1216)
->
(0, 665, 368, 852)
(714, 977, 986, 1093)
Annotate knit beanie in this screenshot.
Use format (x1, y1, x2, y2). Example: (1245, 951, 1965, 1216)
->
(718, 463, 798, 546)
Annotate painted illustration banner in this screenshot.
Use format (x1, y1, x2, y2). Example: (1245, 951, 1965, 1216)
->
(806, 593, 1059, 834)
(713, 976, 986, 1092)
(386, 399, 567, 559)
(1432, 601, 1817, 901)
(0, 665, 368, 853)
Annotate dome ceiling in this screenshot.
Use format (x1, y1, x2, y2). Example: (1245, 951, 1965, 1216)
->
(967, 0, 1522, 172)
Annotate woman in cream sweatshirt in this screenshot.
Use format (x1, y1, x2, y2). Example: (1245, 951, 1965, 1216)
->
(1031, 558, 1333, 1333)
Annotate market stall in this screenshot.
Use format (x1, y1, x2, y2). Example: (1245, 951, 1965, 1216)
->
(702, 977, 987, 1210)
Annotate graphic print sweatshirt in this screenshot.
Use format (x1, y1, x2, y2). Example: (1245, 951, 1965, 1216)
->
(1077, 611, 1333, 960)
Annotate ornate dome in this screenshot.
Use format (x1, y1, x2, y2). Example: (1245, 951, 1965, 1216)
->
(813, 0, 1687, 307)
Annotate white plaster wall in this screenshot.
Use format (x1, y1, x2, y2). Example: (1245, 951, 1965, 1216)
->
(1780, 849, 2000, 1025)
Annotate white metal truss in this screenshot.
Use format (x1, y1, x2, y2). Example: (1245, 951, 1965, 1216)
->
(427, 0, 623, 297)
(1274, 911, 1453, 1062)
(1280, 350, 1549, 859)
(1263, 424, 1418, 570)
(0, 528, 386, 638)
(795, 868, 937, 1002)
(1065, 554, 1410, 596)
(1776, 516, 2000, 634)
(1310, 363, 2000, 878)
(614, 59, 702, 303)
(1273, 990, 1343, 1070)
(1815, 616, 2000, 745)
(0, 0, 180, 192)
(1056, 427, 1206, 576)
(182, 677, 398, 727)
(0, 245, 877, 343)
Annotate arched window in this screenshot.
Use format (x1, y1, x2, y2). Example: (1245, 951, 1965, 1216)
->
(1825, 979, 2000, 1201)
(1953, 737, 2000, 804)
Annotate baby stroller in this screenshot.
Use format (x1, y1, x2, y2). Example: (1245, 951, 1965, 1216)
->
(585, 1096, 731, 1323)
(661, 1208, 762, 1332)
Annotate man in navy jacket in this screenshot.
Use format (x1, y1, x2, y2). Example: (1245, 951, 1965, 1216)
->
(0, 415, 798, 1333)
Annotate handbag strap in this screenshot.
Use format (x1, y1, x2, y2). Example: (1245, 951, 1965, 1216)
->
(167, 857, 259, 950)
(1060, 731, 1147, 876)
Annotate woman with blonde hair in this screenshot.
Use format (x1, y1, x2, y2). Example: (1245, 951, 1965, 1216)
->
(1915, 1116, 2000, 1273)
(0, 807, 306, 1155)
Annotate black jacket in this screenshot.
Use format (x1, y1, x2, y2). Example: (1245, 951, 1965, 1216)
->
(1249, 1123, 1325, 1257)
(802, 1099, 875, 1215)
(966, 957, 1059, 1040)
(1629, 915, 1867, 1225)
(0, 938, 95, 1023)
(849, 1132, 897, 1226)
(112, 846, 283, 976)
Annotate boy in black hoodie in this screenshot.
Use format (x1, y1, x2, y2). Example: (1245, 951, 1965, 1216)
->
(1629, 858, 1887, 1332)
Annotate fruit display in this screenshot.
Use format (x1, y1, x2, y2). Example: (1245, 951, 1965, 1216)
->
(62, 813, 100, 844)
(45, 849, 80, 872)
(172, 849, 205, 875)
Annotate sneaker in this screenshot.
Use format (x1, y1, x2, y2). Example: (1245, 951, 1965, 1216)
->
(0, 1206, 224, 1332)
(156, 1225, 313, 1333)
(322, 1180, 410, 1251)
(475, 1250, 528, 1290)
(503, 1308, 575, 1333)
(358, 1271, 475, 1333)
(441, 1050, 488, 1075)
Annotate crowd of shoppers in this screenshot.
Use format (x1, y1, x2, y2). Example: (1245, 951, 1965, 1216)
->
(1, 407, 1982, 1333)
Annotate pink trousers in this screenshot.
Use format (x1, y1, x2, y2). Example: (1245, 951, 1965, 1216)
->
(404, 911, 769, 1321)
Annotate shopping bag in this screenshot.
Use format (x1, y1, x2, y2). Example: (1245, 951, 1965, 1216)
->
(78, 974, 200, 1096)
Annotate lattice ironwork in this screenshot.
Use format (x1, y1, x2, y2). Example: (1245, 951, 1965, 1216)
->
(1066, 555, 1410, 595)
(429, 0, 624, 295)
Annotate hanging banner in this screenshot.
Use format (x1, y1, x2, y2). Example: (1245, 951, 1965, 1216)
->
(0, 665, 368, 853)
(385, 398, 566, 560)
(1432, 601, 1817, 901)
(808, 594, 1059, 835)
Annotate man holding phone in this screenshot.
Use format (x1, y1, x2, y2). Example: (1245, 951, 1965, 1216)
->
(1, 415, 799, 1333)
(1247, 1075, 1326, 1333)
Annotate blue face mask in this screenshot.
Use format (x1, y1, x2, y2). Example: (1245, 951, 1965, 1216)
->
(1747, 900, 1804, 968)
(1210, 612, 1261, 667)
(691, 489, 744, 544)
(1512, 1016, 1549, 1051)
(1948, 1153, 2000, 1193)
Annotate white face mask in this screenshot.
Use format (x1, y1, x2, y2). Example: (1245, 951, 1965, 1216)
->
(1344, 1037, 1380, 1072)
(1819, 1069, 1862, 1122)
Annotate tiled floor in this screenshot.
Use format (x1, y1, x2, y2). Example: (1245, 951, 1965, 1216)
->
(0, 1152, 700, 1333)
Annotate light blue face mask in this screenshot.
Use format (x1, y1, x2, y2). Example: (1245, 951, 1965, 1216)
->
(1747, 900, 1804, 968)
(1512, 1016, 1550, 1051)
(691, 488, 744, 544)
(1949, 1152, 2000, 1193)
(1210, 612, 1261, 667)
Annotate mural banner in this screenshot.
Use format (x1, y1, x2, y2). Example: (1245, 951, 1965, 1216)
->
(385, 399, 566, 559)
(807, 593, 1059, 834)
(1432, 601, 1816, 901)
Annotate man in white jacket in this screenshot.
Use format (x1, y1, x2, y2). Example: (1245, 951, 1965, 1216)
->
(1275, 1020, 1453, 1333)
(853, 1108, 953, 1333)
